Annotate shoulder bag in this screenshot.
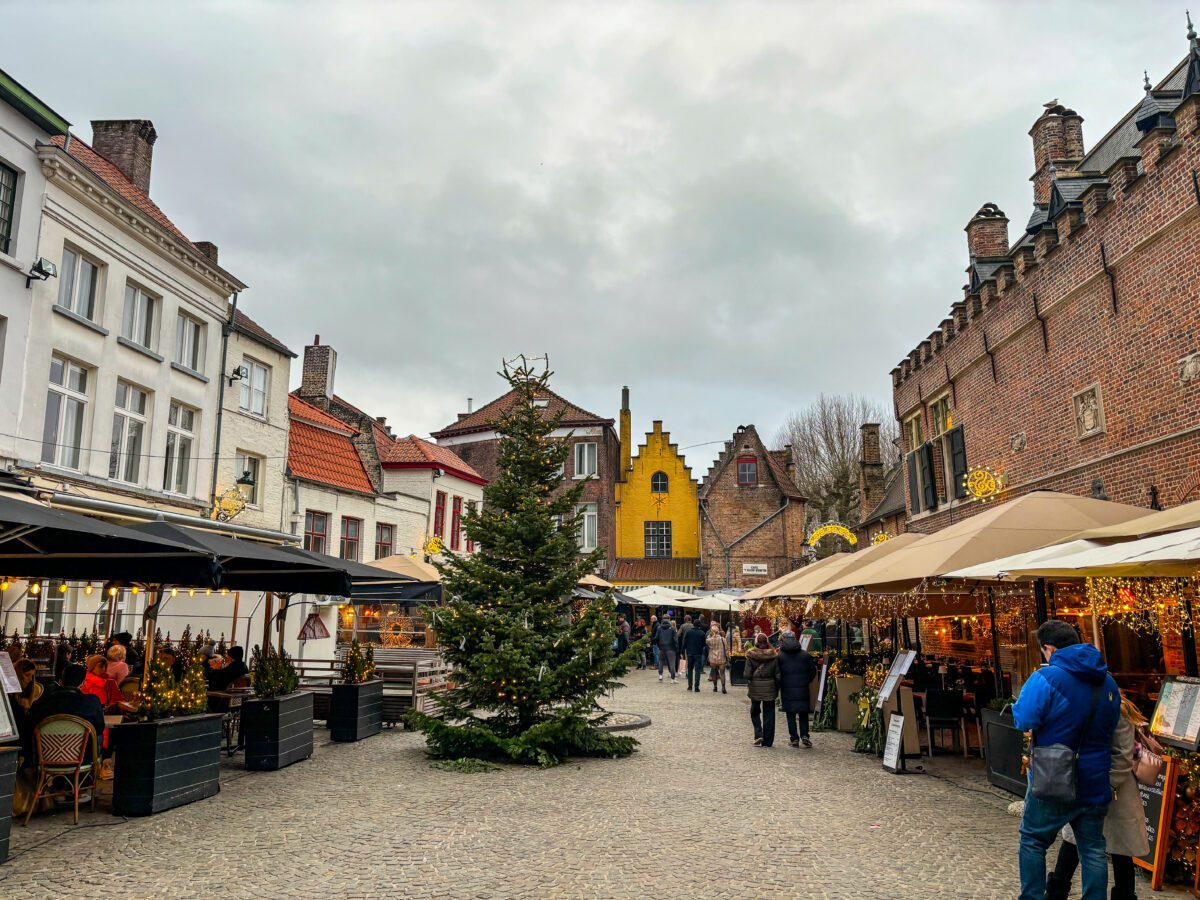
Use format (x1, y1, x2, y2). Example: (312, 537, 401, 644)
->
(1133, 723, 1165, 786)
(1028, 681, 1103, 803)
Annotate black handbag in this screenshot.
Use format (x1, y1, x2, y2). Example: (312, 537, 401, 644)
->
(1028, 683, 1103, 803)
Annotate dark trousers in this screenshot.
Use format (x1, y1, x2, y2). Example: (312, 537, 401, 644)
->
(750, 699, 776, 746)
(786, 710, 810, 741)
(687, 653, 703, 690)
(1049, 839, 1136, 900)
(657, 649, 677, 678)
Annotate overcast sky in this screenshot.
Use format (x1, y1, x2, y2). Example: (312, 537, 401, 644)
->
(5, 1, 1193, 472)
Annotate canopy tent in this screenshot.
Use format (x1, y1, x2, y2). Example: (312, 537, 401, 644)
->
(1064, 498, 1200, 544)
(0, 493, 219, 586)
(623, 584, 697, 605)
(943, 538, 1110, 581)
(741, 552, 851, 601)
(578, 573, 615, 590)
(816, 492, 1148, 594)
(979, 525, 1200, 580)
(372, 553, 442, 583)
(766, 534, 929, 600)
(127, 521, 352, 595)
(677, 593, 748, 613)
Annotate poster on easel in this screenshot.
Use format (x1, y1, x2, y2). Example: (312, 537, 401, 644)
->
(1134, 756, 1177, 891)
(876, 649, 917, 708)
(1149, 676, 1200, 751)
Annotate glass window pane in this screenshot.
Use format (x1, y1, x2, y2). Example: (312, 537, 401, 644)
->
(49, 356, 64, 386)
(41, 390, 61, 463)
(123, 285, 137, 338)
(78, 260, 98, 319)
(109, 414, 123, 479)
(68, 364, 86, 394)
(62, 398, 83, 469)
(175, 435, 192, 493)
(58, 249, 77, 308)
(123, 419, 143, 482)
(164, 431, 177, 490)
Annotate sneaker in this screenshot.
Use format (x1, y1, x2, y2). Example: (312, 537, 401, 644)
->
(802, 738, 813, 749)
(658, 674, 663, 681)
(671, 678, 678, 684)
(789, 739, 800, 748)
(753, 738, 763, 746)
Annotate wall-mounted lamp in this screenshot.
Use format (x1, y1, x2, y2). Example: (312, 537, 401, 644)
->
(226, 364, 249, 386)
(26, 257, 58, 289)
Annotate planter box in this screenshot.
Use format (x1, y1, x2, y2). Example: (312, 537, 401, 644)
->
(242, 692, 314, 771)
(0, 746, 17, 864)
(982, 707, 1027, 797)
(329, 679, 383, 742)
(109, 714, 223, 817)
(729, 657, 747, 685)
(836, 675, 864, 733)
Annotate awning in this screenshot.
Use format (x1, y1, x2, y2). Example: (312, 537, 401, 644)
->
(373, 553, 442, 582)
(760, 534, 928, 599)
(127, 521, 352, 595)
(678, 594, 748, 613)
(623, 585, 698, 605)
(741, 552, 850, 601)
(981, 526, 1200, 579)
(578, 573, 614, 590)
(816, 492, 1148, 593)
(1064, 498, 1200, 543)
(0, 492, 219, 586)
(943, 538, 1108, 581)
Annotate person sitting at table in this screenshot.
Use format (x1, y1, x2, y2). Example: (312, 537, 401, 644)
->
(207, 646, 249, 691)
(12, 659, 42, 747)
(157, 646, 184, 681)
(110, 632, 141, 674)
(82, 655, 122, 709)
(24, 664, 106, 764)
(105, 644, 129, 684)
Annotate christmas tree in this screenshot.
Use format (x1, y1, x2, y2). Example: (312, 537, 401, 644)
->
(340, 639, 376, 684)
(408, 358, 640, 767)
(176, 658, 209, 715)
(140, 656, 178, 720)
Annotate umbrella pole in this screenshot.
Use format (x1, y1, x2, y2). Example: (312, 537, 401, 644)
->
(262, 592, 275, 654)
(987, 587, 1003, 696)
(230, 591, 241, 647)
(141, 586, 164, 690)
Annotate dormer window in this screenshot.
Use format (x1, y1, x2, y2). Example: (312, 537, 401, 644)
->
(532, 398, 549, 408)
(736, 457, 757, 486)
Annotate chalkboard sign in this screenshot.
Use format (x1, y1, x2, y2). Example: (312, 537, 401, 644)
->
(1149, 677, 1200, 750)
(0, 690, 15, 744)
(882, 714, 905, 773)
(1133, 756, 1177, 891)
(877, 650, 917, 708)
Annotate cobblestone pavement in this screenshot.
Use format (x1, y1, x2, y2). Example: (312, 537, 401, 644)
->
(0, 670, 1162, 898)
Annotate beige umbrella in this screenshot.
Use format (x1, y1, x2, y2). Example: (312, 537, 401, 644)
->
(944, 538, 1108, 581)
(991, 525, 1200, 579)
(578, 573, 615, 590)
(1063, 498, 1200, 543)
(741, 552, 850, 601)
(774, 533, 928, 598)
(371, 554, 442, 582)
(817, 491, 1147, 593)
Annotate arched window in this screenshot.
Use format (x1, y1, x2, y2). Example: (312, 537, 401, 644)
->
(651, 471, 668, 493)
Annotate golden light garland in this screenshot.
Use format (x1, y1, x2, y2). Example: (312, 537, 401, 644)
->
(807, 523, 858, 548)
(1085, 576, 1196, 636)
(378, 610, 415, 647)
(871, 532, 892, 545)
(962, 465, 1004, 502)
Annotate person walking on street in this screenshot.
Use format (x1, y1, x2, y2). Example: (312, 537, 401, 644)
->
(656, 616, 680, 684)
(676, 615, 694, 678)
(1013, 620, 1121, 900)
(746, 634, 779, 747)
(777, 630, 817, 747)
(682, 616, 708, 691)
(615, 614, 631, 655)
(649, 616, 661, 670)
(632, 619, 648, 669)
(1045, 695, 1150, 900)
(706, 621, 728, 693)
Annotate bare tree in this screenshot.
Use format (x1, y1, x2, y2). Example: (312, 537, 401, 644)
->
(773, 394, 899, 531)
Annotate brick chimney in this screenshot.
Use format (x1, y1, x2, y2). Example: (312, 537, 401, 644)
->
(299, 334, 337, 402)
(91, 120, 157, 194)
(194, 241, 219, 264)
(1029, 103, 1084, 205)
(619, 386, 632, 478)
(965, 204, 1009, 260)
(858, 423, 885, 522)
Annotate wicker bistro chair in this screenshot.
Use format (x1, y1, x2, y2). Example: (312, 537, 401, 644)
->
(25, 714, 100, 825)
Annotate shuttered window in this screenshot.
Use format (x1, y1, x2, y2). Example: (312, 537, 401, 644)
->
(948, 426, 968, 500)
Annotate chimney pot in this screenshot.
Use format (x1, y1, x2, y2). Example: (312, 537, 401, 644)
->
(965, 203, 1009, 260)
(90, 119, 157, 194)
(1029, 104, 1084, 205)
(467, 397, 473, 414)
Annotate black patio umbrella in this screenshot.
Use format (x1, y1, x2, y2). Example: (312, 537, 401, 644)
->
(275, 546, 430, 598)
(126, 522, 353, 596)
(0, 494, 219, 585)
(345, 581, 443, 602)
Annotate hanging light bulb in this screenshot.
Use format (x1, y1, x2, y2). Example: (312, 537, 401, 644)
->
(170, 587, 179, 597)
(131, 586, 140, 595)
(188, 588, 195, 597)
(206, 588, 212, 596)
(0, 580, 8, 591)
(220, 588, 229, 596)
(58, 581, 68, 594)
(84, 583, 94, 596)
(108, 586, 118, 597)
(30, 581, 41, 595)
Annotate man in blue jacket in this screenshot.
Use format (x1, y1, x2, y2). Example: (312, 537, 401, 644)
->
(1012, 620, 1121, 900)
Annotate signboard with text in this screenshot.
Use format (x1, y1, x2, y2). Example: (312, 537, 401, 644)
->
(742, 564, 768, 576)
(1150, 677, 1200, 751)
(1135, 756, 1177, 891)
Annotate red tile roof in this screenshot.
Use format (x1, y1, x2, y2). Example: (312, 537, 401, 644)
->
(287, 395, 375, 494)
(375, 429, 485, 484)
(232, 310, 296, 358)
(432, 387, 613, 438)
(612, 558, 702, 585)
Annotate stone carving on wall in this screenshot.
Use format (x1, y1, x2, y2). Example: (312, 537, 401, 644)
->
(1009, 432, 1027, 452)
(1179, 351, 1200, 385)
(1073, 384, 1105, 440)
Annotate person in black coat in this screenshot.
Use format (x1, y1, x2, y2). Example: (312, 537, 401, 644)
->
(23, 664, 106, 765)
(777, 632, 817, 748)
(681, 618, 708, 692)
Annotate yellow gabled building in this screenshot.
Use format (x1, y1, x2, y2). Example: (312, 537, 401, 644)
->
(612, 387, 701, 592)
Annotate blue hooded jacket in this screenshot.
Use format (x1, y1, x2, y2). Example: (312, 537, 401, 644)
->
(1012, 642, 1121, 807)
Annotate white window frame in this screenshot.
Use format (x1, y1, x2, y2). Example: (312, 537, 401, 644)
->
(175, 312, 205, 371)
(57, 246, 102, 321)
(644, 520, 673, 558)
(574, 442, 598, 479)
(235, 451, 263, 507)
(110, 380, 150, 485)
(239, 357, 269, 417)
(577, 503, 598, 551)
(121, 282, 158, 350)
(163, 401, 196, 495)
(42, 355, 89, 470)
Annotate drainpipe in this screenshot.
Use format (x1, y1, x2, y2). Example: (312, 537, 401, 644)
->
(210, 292, 239, 512)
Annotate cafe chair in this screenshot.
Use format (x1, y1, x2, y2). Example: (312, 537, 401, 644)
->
(24, 714, 100, 825)
(924, 689, 969, 758)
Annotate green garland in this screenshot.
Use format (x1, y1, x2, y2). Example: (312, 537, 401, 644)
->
(850, 686, 884, 754)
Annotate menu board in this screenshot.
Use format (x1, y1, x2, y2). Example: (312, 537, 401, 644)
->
(816, 660, 829, 711)
(799, 633, 812, 651)
(876, 650, 917, 708)
(0, 655, 19, 694)
(0, 690, 15, 744)
(1134, 757, 1178, 891)
(1149, 677, 1200, 750)
(882, 714, 905, 773)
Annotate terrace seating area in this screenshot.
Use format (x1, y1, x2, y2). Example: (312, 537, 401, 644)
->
(295, 647, 451, 726)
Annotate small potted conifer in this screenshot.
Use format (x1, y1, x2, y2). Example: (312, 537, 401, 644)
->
(241, 645, 313, 771)
(328, 640, 382, 742)
(109, 657, 223, 816)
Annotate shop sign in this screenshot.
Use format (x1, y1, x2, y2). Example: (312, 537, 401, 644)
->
(742, 563, 768, 576)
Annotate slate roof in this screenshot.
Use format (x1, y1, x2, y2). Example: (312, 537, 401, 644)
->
(861, 465, 906, 528)
(1077, 59, 1189, 176)
(612, 557, 702, 584)
(232, 310, 296, 358)
(432, 387, 613, 439)
(375, 430, 485, 483)
(287, 395, 376, 495)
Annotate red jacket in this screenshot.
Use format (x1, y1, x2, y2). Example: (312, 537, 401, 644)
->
(81, 671, 120, 708)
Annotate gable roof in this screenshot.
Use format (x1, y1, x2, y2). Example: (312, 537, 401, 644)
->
(699, 425, 806, 501)
(287, 395, 375, 495)
(232, 310, 297, 358)
(432, 386, 613, 439)
(376, 430, 486, 484)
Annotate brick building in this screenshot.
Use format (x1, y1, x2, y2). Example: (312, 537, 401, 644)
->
(856, 423, 907, 545)
(698, 425, 807, 589)
(893, 27, 1200, 534)
(432, 384, 620, 573)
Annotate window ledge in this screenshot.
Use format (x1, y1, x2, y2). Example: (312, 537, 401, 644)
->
(117, 336, 164, 363)
(51, 304, 109, 336)
(0, 250, 22, 274)
(170, 361, 210, 383)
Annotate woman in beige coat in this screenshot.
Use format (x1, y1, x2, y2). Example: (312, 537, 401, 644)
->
(1046, 696, 1149, 900)
(705, 622, 728, 694)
